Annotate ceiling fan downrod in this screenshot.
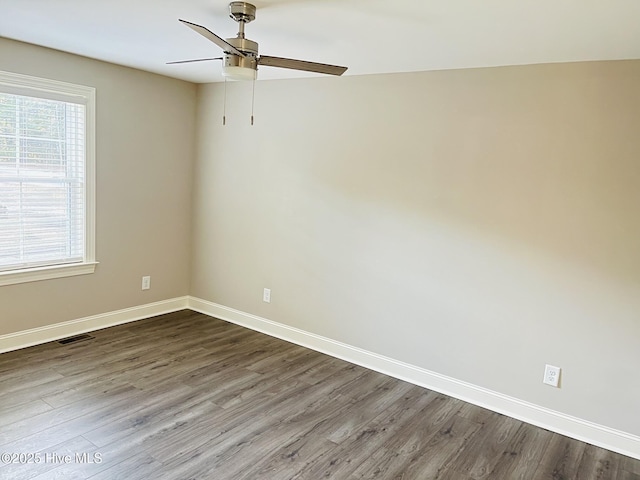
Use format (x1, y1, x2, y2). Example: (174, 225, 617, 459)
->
(230, 2, 255, 38)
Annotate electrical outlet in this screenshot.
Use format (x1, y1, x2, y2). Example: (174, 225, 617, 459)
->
(543, 364, 561, 387)
(142, 276, 151, 290)
(263, 288, 271, 303)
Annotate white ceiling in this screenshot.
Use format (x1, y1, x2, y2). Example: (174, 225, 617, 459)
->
(2, 0, 640, 84)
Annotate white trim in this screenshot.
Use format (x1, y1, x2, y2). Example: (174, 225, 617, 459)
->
(0, 262, 98, 287)
(188, 297, 640, 460)
(84, 83, 97, 265)
(0, 70, 94, 104)
(0, 296, 189, 354)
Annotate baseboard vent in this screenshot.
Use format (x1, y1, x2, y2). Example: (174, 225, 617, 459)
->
(58, 334, 94, 345)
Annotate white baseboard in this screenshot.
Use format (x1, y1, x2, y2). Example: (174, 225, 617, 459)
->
(188, 296, 640, 460)
(0, 296, 189, 354)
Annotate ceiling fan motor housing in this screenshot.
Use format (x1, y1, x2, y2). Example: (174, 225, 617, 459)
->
(224, 36, 258, 71)
(224, 53, 257, 70)
(225, 36, 258, 55)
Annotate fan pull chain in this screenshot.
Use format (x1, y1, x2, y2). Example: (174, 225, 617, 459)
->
(250, 78, 256, 126)
(223, 78, 227, 126)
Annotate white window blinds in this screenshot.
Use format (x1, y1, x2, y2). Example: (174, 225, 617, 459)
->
(0, 72, 95, 281)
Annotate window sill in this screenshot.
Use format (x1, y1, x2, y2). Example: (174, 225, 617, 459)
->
(0, 262, 99, 287)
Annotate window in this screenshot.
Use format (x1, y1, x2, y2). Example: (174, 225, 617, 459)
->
(0, 71, 96, 286)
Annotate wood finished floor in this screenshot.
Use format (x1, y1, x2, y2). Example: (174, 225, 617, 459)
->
(1, 310, 639, 480)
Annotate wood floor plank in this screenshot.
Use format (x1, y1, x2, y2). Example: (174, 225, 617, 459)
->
(443, 413, 522, 479)
(251, 437, 340, 480)
(576, 444, 620, 480)
(182, 420, 312, 480)
(81, 382, 223, 448)
(40, 376, 133, 409)
(0, 385, 139, 446)
(282, 388, 438, 480)
(294, 354, 357, 385)
(1, 310, 639, 480)
(622, 455, 640, 475)
(46, 339, 159, 377)
(154, 409, 285, 480)
(29, 435, 141, 480)
(0, 399, 54, 429)
(533, 433, 589, 480)
(619, 472, 640, 480)
(0, 368, 65, 397)
(1, 382, 190, 453)
(381, 392, 469, 455)
(485, 422, 553, 479)
(352, 413, 482, 480)
(328, 385, 416, 444)
(79, 452, 162, 480)
(0, 343, 60, 375)
(241, 341, 307, 373)
(0, 363, 137, 412)
(146, 376, 317, 465)
(205, 353, 328, 410)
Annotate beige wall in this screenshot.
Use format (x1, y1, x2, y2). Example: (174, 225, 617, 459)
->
(191, 61, 640, 436)
(0, 38, 196, 335)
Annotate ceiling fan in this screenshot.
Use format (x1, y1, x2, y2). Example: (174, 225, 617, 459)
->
(170, 1, 348, 81)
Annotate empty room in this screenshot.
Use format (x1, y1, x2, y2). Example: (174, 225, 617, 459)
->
(1, 1, 639, 479)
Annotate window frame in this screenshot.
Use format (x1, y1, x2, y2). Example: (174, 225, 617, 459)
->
(0, 71, 97, 286)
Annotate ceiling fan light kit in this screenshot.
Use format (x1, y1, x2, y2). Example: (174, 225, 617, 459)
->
(222, 65, 257, 81)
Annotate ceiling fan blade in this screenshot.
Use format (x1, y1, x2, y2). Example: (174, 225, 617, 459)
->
(258, 56, 347, 76)
(178, 19, 246, 57)
(166, 57, 222, 65)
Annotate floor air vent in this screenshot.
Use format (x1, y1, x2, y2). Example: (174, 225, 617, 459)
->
(58, 334, 94, 345)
